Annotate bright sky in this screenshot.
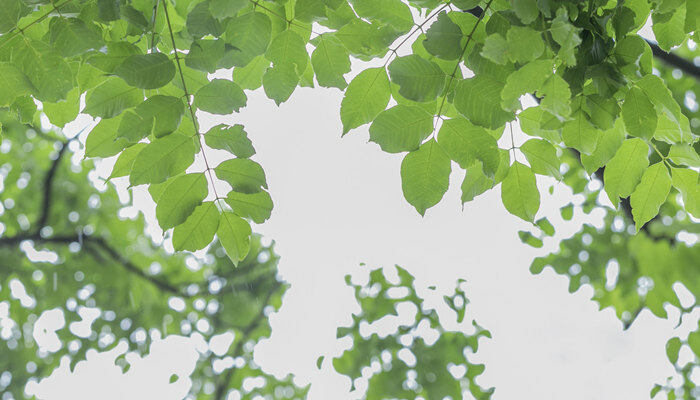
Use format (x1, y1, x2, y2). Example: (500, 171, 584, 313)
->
(19, 17, 699, 400)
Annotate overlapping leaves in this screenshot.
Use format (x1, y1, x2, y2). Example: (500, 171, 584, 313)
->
(2, 0, 696, 264)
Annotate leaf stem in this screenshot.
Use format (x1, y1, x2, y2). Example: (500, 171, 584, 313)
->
(433, 0, 493, 132)
(382, 3, 450, 67)
(162, 0, 223, 204)
(0, 0, 74, 50)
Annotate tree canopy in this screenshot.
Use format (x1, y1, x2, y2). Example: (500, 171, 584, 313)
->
(0, 0, 698, 398)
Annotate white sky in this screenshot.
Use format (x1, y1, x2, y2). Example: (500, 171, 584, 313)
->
(19, 19, 699, 400)
(22, 81, 698, 400)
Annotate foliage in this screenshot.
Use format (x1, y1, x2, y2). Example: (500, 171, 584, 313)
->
(0, 0, 695, 265)
(0, 115, 305, 399)
(0, 116, 496, 398)
(329, 265, 493, 399)
(653, 325, 699, 399)
(0, 0, 699, 398)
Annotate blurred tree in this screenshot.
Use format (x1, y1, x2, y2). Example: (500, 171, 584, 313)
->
(0, 0, 699, 398)
(0, 113, 305, 399)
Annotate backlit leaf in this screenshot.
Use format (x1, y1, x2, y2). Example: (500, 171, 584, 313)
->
(400, 139, 451, 216)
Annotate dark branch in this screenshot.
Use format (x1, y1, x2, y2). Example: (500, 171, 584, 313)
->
(646, 40, 700, 80)
(0, 232, 188, 296)
(87, 236, 185, 295)
(35, 141, 69, 232)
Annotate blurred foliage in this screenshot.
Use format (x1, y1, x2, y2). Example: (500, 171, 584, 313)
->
(331, 265, 493, 399)
(0, 112, 305, 399)
(652, 322, 699, 399)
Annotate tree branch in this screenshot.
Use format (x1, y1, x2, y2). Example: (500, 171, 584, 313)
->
(35, 142, 69, 233)
(87, 236, 186, 295)
(0, 232, 189, 296)
(646, 40, 700, 80)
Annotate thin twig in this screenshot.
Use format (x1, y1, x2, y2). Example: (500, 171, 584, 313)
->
(0, 232, 189, 296)
(433, 0, 494, 131)
(162, 0, 223, 203)
(382, 3, 450, 67)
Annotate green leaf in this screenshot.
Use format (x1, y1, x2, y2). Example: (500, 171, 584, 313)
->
(172, 201, 221, 252)
(224, 12, 272, 67)
(84, 77, 142, 119)
(560, 203, 574, 220)
(505, 26, 544, 64)
(423, 12, 463, 60)
(501, 60, 552, 111)
(400, 139, 451, 216)
(185, 39, 226, 73)
(116, 109, 151, 143)
(232, 55, 270, 90)
(621, 87, 657, 140)
(580, 118, 625, 174)
(480, 34, 509, 65)
(665, 337, 682, 364)
(262, 64, 299, 105)
(437, 118, 500, 175)
(294, 0, 327, 23)
(536, 217, 555, 236)
(501, 162, 539, 222)
(134, 95, 185, 138)
(114, 53, 176, 89)
(537, 74, 571, 119)
(333, 19, 398, 61)
(85, 117, 131, 158)
(187, 1, 223, 38)
(204, 124, 255, 158)
(630, 162, 671, 231)
(583, 94, 619, 130)
(12, 40, 73, 103)
(0, 62, 34, 107)
(225, 190, 274, 223)
(214, 158, 268, 193)
(510, 0, 539, 24)
(369, 105, 433, 153)
(518, 230, 543, 248)
(340, 67, 391, 134)
(604, 138, 649, 205)
(0, 0, 29, 34)
(652, 5, 686, 51)
(636, 74, 692, 143)
(43, 88, 80, 128)
(48, 18, 103, 57)
(461, 162, 495, 203)
(561, 111, 599, 155)
(209, 0, 247, 19)
(10, 95, 35, 123)
(217, 212, 252, 265)
(88, 41, 141, 73)
(155, 173, 209, 230)
(549, 8, 581, 66)
(518, 107, 561, 143)
(311, 34, 351, 89)
(520, 139, 561, 179)
(266, 30, 309, 74)
(130, 133, 196, 186)
(668, 144, 700, 168)
(195, 79, 247, 114)
(350, 0, 413, 32)
(388, 55, 445, 103)
(454, 75, 514, 129)
(109, 143, 147, 179)
(671, 167, 700, 218)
